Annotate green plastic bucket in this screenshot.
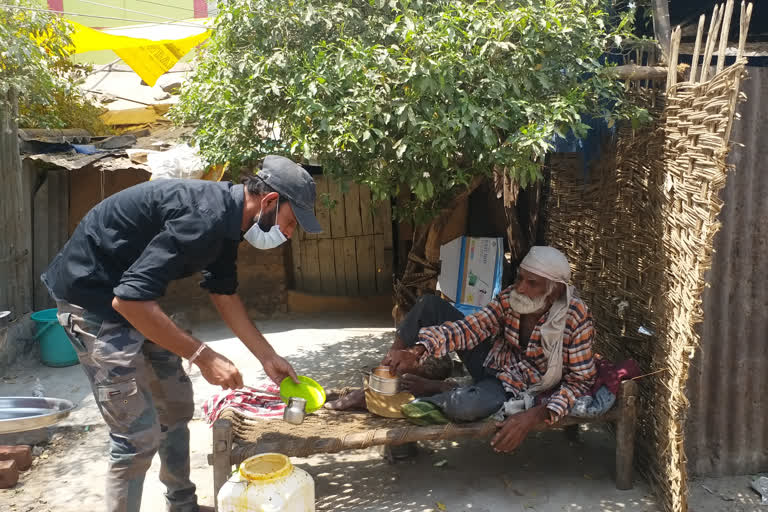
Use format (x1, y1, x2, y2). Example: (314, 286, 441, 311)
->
(30, 308, 79, 367)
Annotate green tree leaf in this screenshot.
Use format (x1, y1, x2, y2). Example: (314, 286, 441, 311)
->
(173, 0, 646, 222)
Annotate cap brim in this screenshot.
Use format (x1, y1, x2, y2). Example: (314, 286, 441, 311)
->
(292, 202, 323, 234)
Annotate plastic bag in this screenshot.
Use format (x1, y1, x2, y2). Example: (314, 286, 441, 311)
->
(146, 143, 208, 180)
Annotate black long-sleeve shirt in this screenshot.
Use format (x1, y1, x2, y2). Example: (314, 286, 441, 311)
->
(42, 180, 245, 323)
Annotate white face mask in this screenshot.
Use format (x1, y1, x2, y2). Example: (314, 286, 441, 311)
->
(243, 197, 288, 250)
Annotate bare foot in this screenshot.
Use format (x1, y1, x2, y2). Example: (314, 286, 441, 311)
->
(324, 388, 366, 410)
(400, 374, 455, 397)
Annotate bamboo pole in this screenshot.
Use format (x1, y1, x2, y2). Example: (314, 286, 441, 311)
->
(689, 15, 706, 84)
(716, 0, 735, 74)
(737, 2, 753, 61)
(700, 4, 723, 83)
(666, 27, 682, 90)
(610, 64, 669, 81)
(647, 48, 657, 91)
(723, 2, 754, 145)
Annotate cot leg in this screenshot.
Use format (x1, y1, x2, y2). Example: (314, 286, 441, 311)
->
(564, 424, 580, 443)
(380, 442, 419, 463)
(615, 380, 638, 490)
(213, 419, 233, 510)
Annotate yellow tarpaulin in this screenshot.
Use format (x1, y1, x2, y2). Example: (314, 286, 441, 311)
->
(100, 105, 165, 126)
(67, 21, 210, 87)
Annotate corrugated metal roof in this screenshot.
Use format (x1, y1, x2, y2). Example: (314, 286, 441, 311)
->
(686, 65, 768, 476)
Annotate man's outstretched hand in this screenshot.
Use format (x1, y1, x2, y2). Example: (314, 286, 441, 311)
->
(262, 353, 299, 386)
(491, 406, 551, 453)
(195, 348, 244, 390)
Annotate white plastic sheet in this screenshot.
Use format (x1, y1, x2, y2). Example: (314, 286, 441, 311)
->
(146, 143, 207, 180)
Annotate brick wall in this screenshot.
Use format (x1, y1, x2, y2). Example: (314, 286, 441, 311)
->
(160, 244, 289, 323)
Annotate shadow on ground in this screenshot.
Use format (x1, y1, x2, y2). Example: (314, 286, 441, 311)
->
(286, 331, 393, 390)
(297, 429, 659, 512)
(1, 314, 668, 512)
(688, 475, 766, 512)
(2, 426, 109, 510)
(194, 312, 394, 340)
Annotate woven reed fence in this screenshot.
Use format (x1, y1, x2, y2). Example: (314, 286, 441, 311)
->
(546, 3, 752, 511)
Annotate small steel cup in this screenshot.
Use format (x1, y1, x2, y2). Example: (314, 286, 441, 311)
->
(283, 397, 307, 425)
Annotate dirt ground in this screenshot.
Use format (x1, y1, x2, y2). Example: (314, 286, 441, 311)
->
(1, 313, 764, 512)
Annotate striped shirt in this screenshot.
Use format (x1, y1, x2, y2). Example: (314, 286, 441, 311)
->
(416, 287, 597, 421)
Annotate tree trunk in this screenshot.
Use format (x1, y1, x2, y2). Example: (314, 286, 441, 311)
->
(495, 167, 543, 270)
(393, 177, 483, 322)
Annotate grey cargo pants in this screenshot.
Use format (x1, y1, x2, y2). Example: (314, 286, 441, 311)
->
(56, 301, 199, 512)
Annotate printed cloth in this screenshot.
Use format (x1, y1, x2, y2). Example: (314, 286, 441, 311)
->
(563, 359, 641, 418)
(203, 381, 285, 424)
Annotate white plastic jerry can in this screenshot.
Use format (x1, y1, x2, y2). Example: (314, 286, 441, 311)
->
(218, 453, 315, 512)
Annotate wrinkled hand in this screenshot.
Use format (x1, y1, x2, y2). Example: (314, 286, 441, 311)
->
(262, 353, 299, 386)
(195, 348, 244, 390)
(381, 348, 404, 367)
(491, 407, 549, 453)
(388, 348, 423, 376)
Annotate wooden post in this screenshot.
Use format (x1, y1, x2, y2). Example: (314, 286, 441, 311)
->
(615, 379, 638, 490)
(700, 4, 723, 83)
(716, 0, 736, 74)
(0, 90, 33, 316)
(689, 14, 707, 83)
(212, 419, 233, 511)
(666, 26, 682, 90)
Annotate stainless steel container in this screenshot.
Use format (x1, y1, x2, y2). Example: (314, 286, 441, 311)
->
(368, 366, 400, 395)
(283, 397, 307, 425)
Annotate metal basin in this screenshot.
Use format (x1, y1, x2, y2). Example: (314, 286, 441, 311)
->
(0, 397, 76, 434)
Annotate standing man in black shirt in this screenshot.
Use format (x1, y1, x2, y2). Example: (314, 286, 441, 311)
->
(42, 155, 322, 512)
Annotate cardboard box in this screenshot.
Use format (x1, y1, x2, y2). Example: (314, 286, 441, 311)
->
(437, 237, 503, 316)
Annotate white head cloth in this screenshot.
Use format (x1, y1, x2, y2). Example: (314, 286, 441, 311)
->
(519, 246, 571, 285)
(518, 246, 574, 394)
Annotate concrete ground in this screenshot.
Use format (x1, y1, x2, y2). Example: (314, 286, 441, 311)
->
(0, 313, 762, 511)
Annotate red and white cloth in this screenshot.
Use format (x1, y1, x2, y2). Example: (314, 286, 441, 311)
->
(202, 380, 286, 424)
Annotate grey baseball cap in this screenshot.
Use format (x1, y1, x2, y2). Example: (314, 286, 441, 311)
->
(257, 155, 323, 234)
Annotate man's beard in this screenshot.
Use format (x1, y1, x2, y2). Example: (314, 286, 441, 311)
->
(508, 289, 548, 314)
(257, 203, 278, 232)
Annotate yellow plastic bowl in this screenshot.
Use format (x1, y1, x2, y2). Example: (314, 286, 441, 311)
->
(279, 375, 326, 413)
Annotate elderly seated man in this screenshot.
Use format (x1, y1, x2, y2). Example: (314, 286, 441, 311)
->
(330, 246, 597, 453)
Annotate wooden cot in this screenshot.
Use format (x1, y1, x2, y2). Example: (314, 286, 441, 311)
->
(208, 380, 638, 510)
